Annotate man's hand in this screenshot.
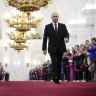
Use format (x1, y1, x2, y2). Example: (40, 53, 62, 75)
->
(43, 50, 47, 55)
(64, 38, 69, 43)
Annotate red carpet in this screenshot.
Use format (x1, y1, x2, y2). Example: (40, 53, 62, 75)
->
(0, 81, 96, 96)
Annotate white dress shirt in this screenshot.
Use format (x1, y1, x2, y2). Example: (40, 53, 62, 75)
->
(52, 22, 58, 30)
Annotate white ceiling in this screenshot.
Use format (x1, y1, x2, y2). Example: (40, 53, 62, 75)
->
(0, 0, 96, 24)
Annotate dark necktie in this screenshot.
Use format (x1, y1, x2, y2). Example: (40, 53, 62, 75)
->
(55, 23, 58, 35)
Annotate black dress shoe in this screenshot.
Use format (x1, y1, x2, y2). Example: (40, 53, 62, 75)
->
(53, 77, 60, 84)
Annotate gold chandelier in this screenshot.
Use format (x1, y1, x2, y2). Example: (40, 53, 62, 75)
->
(9, 42, 28, 53)
(5, 10, 42, 52)
(4, 0, 52, 52)
(6, 28, 37, 43)
(6, 0, 52, 12)
(4, 10, 43, 32)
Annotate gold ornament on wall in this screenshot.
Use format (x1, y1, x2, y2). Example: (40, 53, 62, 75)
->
(26, 63, 29, 68)
(4, 46, 8, 51)
(5, 63, 8, 68)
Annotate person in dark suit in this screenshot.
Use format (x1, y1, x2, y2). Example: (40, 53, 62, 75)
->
(42, 12, 69, 83)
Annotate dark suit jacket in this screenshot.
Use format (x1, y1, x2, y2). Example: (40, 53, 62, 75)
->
(42, 23, 69, 54)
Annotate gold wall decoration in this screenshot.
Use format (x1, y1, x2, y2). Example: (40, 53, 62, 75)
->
(26, 63, 29, 68)
(5, 63, 8, 68)
(4, 46, 8, 51)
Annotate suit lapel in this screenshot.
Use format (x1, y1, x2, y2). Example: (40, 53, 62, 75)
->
(50, 23, 57, 36)
(51, 23, 54, 31)
(58, 23, 60, 35)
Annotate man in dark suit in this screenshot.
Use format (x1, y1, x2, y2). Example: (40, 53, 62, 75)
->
(42, 12, 69, 83)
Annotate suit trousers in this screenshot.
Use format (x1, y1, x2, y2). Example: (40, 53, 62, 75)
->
(50, 52, 63, 80)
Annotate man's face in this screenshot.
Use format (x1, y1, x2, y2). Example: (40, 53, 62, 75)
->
(51, 13, 59, 23)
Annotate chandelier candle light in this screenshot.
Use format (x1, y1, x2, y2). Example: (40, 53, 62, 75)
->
(4, 10, 43, 32)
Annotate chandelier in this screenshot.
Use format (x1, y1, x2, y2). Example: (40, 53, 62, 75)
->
(4, 0, 52, 52)
(4, 10, 43, 32)
(5, 10, 42, 52)
(6, 28, 36, 43)
(8, 42, 28, 53)
(6, 0, 52, 12)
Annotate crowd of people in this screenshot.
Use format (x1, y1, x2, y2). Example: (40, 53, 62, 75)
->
(29, 37, 96, 82)
(29, 60, 52, 81)
(0, 62, 10, 81)
(61, 38, 96, 82)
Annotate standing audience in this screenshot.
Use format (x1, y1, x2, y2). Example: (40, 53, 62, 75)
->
(29, 38, 96, 82)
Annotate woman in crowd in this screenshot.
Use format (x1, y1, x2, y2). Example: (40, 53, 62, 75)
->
(73, 46, 82, 81)
(69, 47, 74, 82)
(79, 44, 88, 81)
(62, 52, 70, 81)
(89, 38, 96, 81)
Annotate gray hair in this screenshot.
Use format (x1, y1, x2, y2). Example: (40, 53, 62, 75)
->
(51, 12, 59, 17)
